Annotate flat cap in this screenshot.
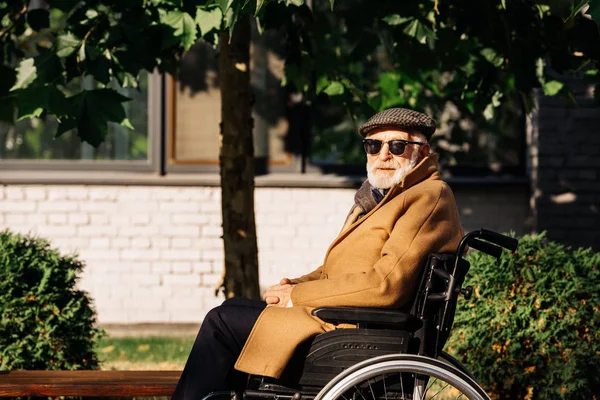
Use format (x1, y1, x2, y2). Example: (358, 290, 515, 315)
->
(358, 108, 436, 140)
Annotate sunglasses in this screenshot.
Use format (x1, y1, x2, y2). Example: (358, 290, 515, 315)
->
(362, 139, 425, 156)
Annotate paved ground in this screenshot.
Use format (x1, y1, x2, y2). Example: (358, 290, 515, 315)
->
(100, 323, 201, 338)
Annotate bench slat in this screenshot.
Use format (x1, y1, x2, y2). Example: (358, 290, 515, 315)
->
(0, 370, 181, 397)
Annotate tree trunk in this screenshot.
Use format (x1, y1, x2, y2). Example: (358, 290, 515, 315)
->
(217, 15, 260, 300)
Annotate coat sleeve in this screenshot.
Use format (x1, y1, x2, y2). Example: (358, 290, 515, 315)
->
(289, 266, 323, 284)
(290, 183, 463, 308)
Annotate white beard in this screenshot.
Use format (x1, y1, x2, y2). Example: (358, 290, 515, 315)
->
(367, 151, 421, 189)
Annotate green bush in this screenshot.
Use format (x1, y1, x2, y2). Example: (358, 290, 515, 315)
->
(0, 230, 103, 370)
(446, 232, 600, 399)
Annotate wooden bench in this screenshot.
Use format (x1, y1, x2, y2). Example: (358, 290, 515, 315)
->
(0, 370, 181, 397)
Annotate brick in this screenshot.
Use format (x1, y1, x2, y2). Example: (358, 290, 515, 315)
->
(36, 225, 77, 238)
(171, 238, 192, 248)
(112, 237, 130, 249)
(159, 201, 201, 213)
(202, 250, 224, 262)
(200, 202, 221, 213)
(172, 262, 192, 273)
(123, 273, 161, 286)
(201, 226, 222, 237)
(47, 189, 68, 200)
(37, 202, 79, 213)
(48, 214, 68, 225)
(5, 214, 26, 225)
(152, 262, 172, 273)
(162, 226, 201, 237)
(161, 249, 201, 261)
(67, 187, 89, 200)
(69, 213, 90, 225)
(201, 273, 222, 286)
(5, 186, 25, 200)
(172, 213, 209, 224)
(131, 214, 151, 225)
(80, 202, 119, 213)
(0, 201, 36, 212)
(24, 187, 47, 200)
(89, 238, 111, 249)
(150, 237, 170, 249)
(121, 249, 160, 261)
(89, 188, 118, 200)
(78, 249, 120, 261)
(119, 226, 160, 237)
(126, 296, 164, 310)
(131, 237, 151, 248)
(192, 261, 212, 273)
(128, 310, 171, 323)
(109, 214, 132, 226)
(162, 274, 201, 286)
(90, 214, 109, 225)
(78, 226, 118, 236)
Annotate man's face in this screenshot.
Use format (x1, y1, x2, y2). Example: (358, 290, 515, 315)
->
(365, 129, 430, 189)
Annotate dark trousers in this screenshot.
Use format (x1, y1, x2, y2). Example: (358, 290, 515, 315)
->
(171, 298, 267, 400)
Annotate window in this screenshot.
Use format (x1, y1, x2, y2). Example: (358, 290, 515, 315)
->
(0, 72, 150, 162)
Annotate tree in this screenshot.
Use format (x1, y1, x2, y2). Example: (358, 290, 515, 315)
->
(2, 0, 600, 298)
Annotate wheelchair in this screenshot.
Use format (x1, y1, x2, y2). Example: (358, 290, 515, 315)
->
(206, 229, 518, 400)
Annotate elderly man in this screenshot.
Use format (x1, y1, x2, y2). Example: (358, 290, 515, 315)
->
(172, 108, 464, 400)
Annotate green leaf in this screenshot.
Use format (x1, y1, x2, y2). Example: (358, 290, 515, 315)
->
(383, 15, 412, 26)
(285, 0, 304, 6)
(35, 49, 63, 84)
(329, 0, 335, 10)
(56, 33, 80, 58)
(543, 80, 564, 96)
(480, 48, 504, 67)
(323, 81, 345, 96)
(161, 11, 198, 50)
(217, 0, 234, 13)
(402, 19, 435, 44)
(10, 59, 37, 91)
(27, 9, 50, 31)
(256, 0, 270, 16)
(196, 6, 223, 36)
(16, 85, 67, 121)
(586, 0, 600, 24)
(65, 88, 133, 146)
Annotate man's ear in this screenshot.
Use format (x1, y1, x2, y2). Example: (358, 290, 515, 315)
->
(420, 144, 431, 158)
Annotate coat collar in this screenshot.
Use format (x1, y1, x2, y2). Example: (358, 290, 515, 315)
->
(335, 152, 441, 246)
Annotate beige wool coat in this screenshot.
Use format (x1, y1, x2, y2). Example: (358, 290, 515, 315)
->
(234, 153, 464, 378)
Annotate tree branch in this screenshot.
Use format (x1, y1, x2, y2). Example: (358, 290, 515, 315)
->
(0, 5, 28, 41)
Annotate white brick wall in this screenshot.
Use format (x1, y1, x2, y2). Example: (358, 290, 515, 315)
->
(0, 183, 529, 324)
(0, 185, 354, 323)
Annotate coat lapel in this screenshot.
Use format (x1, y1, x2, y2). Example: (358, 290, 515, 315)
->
(324, 153, 441, 261)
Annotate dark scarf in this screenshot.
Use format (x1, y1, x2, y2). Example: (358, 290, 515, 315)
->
(352, 181, 389, 218)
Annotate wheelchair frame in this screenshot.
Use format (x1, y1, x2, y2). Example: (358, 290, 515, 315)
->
(204, 229, 518, 400)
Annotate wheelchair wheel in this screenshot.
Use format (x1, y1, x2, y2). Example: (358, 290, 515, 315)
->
(315, 354, 490, 400)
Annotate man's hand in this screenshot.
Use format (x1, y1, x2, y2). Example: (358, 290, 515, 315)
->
(263, 278, 294, 307)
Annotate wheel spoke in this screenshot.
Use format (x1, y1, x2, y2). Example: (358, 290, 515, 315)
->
(421, 375, 437, 400)
(427, 382, 449, 400)
(382, 374, 388, 400)
(399, 372, 405, 399)
(367, 378, 376, 400)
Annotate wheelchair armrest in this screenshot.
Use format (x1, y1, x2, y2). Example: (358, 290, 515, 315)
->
(311, 307, 419, 328)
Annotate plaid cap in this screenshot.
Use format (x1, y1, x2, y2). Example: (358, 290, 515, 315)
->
(358, 108, 436, 140)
